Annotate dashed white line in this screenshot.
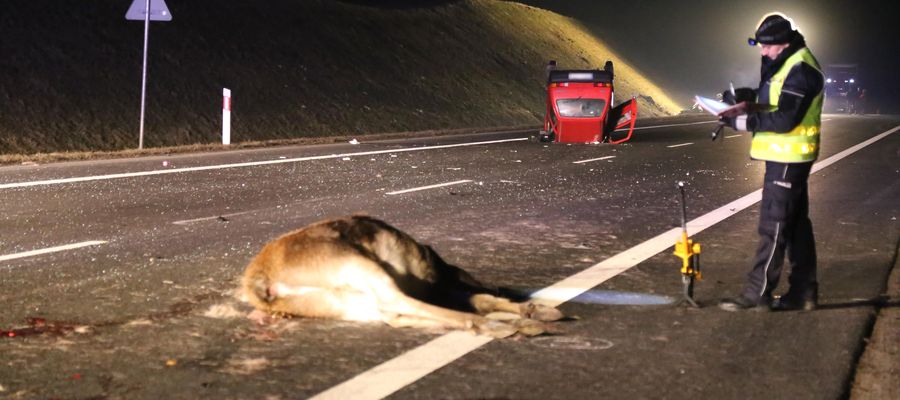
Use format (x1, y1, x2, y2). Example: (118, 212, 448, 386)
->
(0, 138, 527, 190)
(2, 122, 725, 191)
(310, 123, 900, 400)
(0, 241, 107, 262)
(573, 155, 616, 164)
(172, 210, 256, 225)
(386, 180, 473, 195)
(724, 134, 742, 139)
(667, 142, 694, 148)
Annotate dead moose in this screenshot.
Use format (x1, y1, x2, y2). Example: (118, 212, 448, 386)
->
(242, 215, 564, 337)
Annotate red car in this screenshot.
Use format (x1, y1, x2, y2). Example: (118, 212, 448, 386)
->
(539, 61, 638, 143)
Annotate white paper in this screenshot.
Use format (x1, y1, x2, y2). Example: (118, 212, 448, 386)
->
(694, 95, 731, 116)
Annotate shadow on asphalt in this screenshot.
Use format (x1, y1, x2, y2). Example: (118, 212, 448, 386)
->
(657, 297, 898, 312)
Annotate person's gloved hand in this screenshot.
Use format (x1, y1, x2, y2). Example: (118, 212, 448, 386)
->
(734, 87, 756, 103)
(719, 115, 736, 130)
(722, 87, 757, 105)
(717, 101, 748, 118)
(722, 89, 737, 105)
(718, 113, 749, 131)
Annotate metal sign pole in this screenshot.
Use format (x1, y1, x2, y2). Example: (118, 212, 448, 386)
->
(126, 0, 170, 149)
(138, 0, 150, 149)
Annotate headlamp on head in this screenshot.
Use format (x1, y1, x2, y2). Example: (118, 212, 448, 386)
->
(748, 12, 798, 46)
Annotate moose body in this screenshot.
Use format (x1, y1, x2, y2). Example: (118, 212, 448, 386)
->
(241, 215, 563, 337)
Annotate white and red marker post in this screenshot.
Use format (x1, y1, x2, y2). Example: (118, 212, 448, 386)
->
(222, 88, 232, 145)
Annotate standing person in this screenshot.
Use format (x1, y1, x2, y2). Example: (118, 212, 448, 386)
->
(717, 12, 824, 311)
(545, 60, 557, 82)
(857, 88, 867, 114)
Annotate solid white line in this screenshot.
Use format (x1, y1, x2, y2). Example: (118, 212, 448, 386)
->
(724, 134, 742, 139)
(667, 142, 694, 148)
(386, 180, 472, 195)
(810, 124, 900, 173)
(312, 332, 492, 400)
(615, 120, 718, 132)
(0, 241, 107, 262)
(573, 155, 616, 164)
(309, 123, 900, 400)
(0, 138, 527, 190)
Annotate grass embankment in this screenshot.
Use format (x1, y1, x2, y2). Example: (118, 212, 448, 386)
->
(0, 0, 682, 158)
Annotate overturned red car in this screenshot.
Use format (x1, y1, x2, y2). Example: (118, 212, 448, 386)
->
(539, 61, 638, 144)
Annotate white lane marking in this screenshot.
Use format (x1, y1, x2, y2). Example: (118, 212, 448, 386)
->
(0, 138, 527, 190)
(173, 195, 336, 226)
(811, 124, 900, 173)
(312, 331, 492, 400)
(615, 120, 717, 132)
(822, 118, 832, 122)
(386, 180, 472, 195)
(667, 142, 694, 148)
(0, 241, 107, 262)
(573, 155, 616, 164)
(526, 180, 757, 305)
(309, 123, 900, 400)
(172, 210, 256, 225)
(537, 125, 900, 305)
(724, 134, 742, 139)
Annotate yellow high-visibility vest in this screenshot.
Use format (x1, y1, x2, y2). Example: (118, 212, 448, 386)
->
(750, 48, 823, 163)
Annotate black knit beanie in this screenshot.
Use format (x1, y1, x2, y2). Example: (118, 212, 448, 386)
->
(748, 13, 797, 46)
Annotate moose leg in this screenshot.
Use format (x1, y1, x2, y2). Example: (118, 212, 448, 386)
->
(263, 286, 384, 321)
(469, 294, 565, 322)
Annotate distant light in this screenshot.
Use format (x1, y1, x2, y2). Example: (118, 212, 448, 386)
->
(849, 79, 855, 83)
(844, 80, 849, 83)
(826, 78, 832, 83)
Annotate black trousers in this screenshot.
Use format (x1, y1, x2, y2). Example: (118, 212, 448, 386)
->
(742, 161, 817, 301)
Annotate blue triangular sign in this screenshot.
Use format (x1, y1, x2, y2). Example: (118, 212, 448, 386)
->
(126, 0, 173, 22)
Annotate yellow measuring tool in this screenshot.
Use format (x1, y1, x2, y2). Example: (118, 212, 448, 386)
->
(673, 181, 701, 307)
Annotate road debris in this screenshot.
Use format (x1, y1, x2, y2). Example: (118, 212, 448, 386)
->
(1, 317, 88, 338)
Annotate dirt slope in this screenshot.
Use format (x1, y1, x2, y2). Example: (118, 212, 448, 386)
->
(0, 0, 682, 155)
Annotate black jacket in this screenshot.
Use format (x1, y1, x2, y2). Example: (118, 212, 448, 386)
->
(744, 35, 824, 133)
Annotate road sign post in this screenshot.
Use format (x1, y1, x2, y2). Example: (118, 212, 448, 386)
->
(222, 88, 232, 145)
(126, 0, 172, 150)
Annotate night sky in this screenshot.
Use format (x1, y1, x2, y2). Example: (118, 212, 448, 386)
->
(519, 0, 900, 111)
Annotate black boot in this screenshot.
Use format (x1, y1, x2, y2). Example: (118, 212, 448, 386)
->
(718, 295, 771, 312)
(771, 283, 818, 311)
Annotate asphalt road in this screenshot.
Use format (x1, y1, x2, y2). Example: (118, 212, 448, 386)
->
(1, 115, 898, 399)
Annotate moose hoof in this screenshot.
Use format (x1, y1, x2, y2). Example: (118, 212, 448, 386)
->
(522, 302, 565, 322)
(475, 320, 518, 338)
(514, 319, 548, 337)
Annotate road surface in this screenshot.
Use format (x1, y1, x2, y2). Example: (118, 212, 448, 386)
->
(1, 115, 898, 399)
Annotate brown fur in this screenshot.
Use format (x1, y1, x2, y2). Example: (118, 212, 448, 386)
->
(241, 215, 564, 337)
